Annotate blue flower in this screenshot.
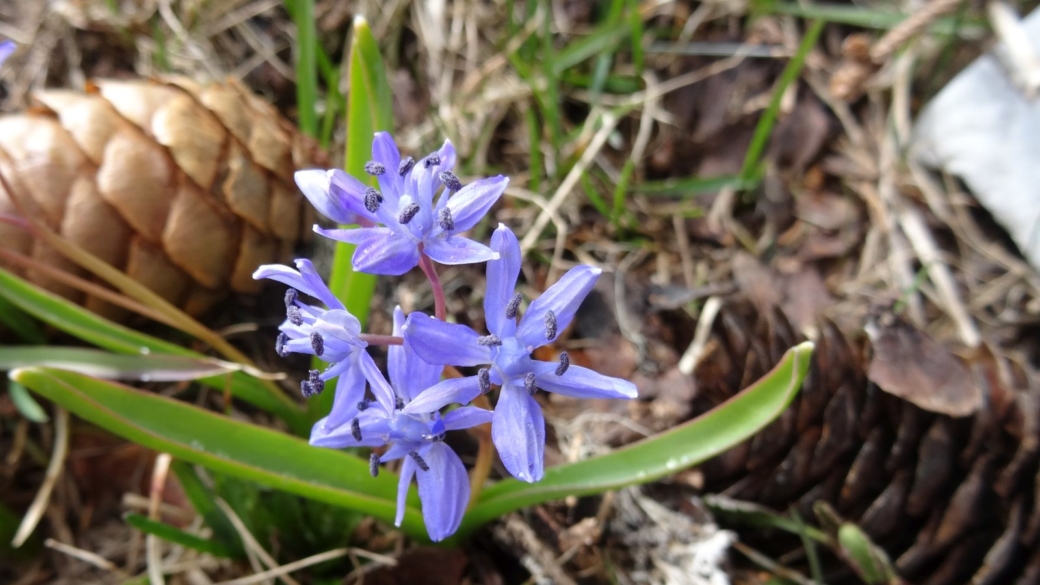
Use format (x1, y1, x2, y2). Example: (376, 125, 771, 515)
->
(252, 259, 378, 430)
(296, 132, 507, 275)
(310, 307, 492, 541)
(0, 41, 14, 67)
(402, 225, 638, 482)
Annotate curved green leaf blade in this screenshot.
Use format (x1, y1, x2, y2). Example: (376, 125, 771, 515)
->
(0, 267, 307, 432)
(458, 341, 814, 536)
(0, 347, 238, 381)
(124, 513, 235, 558)
(11, 367, 425, 538)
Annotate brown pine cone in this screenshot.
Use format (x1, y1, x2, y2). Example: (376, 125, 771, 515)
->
(0, 77, 322, 318)
(693, 304, 1038, 584)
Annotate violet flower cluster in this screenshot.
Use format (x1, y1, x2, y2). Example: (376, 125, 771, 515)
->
(255, 132, 637, 541)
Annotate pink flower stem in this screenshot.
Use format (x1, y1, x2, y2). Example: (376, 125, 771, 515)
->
(359, 333, 403, 346)
(417, 247, 447, 321)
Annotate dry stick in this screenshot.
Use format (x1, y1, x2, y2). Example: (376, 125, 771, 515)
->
(216, 548, 396, 585)
(869, 0, 962, 64)
(12, 407, 69, 547)
(44, 538, 127, 575)
(215, 498, 301, 585)
(677, 296, 724, 376)
(147, 454, 174, 585)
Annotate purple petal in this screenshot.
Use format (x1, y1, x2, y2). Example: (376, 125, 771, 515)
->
(0, 41, 14, 67)
(313, 225, 390, 245)
(484, 225, 521, 337)
(324, 360, 368, 429)
(422, 235, 498, 266)
(372, 133, 403, 203)
(379, 442, 414, 463)
(516, 265, 601, 348)
(309, 410, 390, 448)
(443, 406, 494, 430)
(402, 377, 482, 415)
(533, 361, 637, 399)
(416, 442, 469, 541)
(252, 259, 342, 310)
(357, 350, 397, 413)
(492, 386, 545, 482)
(395, 454, 417, 528)
(403, 312, 491, 367)
(390, 307, 442, 403)
(296, 169, 359, 225)
(312, 309, 364, 350)
(328, 170, 379, 223)
(443, 176, 508, 232)
(351, 232, 420, 275)
(437, 140, 457, 172)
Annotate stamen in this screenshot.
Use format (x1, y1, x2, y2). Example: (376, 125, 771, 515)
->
(398, 202, 420, 224)
(408, 451, 430, 471)
(524, 372, 537, 395)
(275, 332, 290, 357)
(395, 396, 405, 410)
(364, 161, 386, 176)
(284, 288, 297, 308)
(478, 334, 503, 347)
(556, 352, 570, 376)
(351, 418, 362, 441)
(300, 381, 314, 398)
(357, 399, 370, 411)
(545, 309, 558, 340)
(398, 156, 415, 176)
(437, 207, 454, 232)
(439, 171, 462, 192)
(364, 187, 382, 213)
(308, 370, 324, 395)
(310, 332, 324, 357)
(287, 304, 303, 326)
(505, 292, 522, 320)
(369, 453, 380, 477)
(423, 154, 441, 168)
(478, 368, 491, 394)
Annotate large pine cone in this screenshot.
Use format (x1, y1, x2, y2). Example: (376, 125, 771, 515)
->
(694, 305, 1038, 584)
(0, 77, 320, 317)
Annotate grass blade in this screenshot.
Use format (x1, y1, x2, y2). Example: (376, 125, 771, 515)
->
(0, 347, 239, 381)
(288, 0, 319, 138)
(124, 513, 235, 558)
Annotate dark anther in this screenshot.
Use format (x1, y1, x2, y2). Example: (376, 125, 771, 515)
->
(544, 309, 558, 340)
(478, 368, 491, 394)
(351, 418, 362, 441)
(300, 381, 315, 398)
(556, 352, 570, 376)
(437, 207, 454, 232)
(308, 370, 324, 395)
(423, 154, 441, 168)
(439, 171, 462, 192)
(369, 453, 380, 477)
(409, 451, 430, 471)
(310, 332, 325, 357)
(357, 399, 370, 411)
(478, 334, 503, 347)
(284, 288, 298, 308)
(287, 305, 303, 326)
(505, 292, 522, 320)
(524, 372, 537, 396)
(364, 161, 386, 176)
(398, 156, 415, 176)
(395, 396, 405, 410)
(364, 188, 382, 213)
(275, 332, 290, 357)
(398, 202, 420, 225)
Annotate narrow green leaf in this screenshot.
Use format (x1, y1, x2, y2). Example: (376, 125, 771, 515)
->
(553, 20, 631, 74)
(124, 513, 235, 558)
(289, 0, 319, 138)
(739, 19, 824, 180)
(6, 380, 49, 423)
(171, 461, 243, 555)
(13, 367, 425, 537)
(0, 267, 307, 433)
(0, 294, 45, 343)
(632, 174, 759, 197)
(0, 347, 238, 381)
(838, 523, 897, 584)
(703, 495, 829, 543)
(458, 342, 814, 536)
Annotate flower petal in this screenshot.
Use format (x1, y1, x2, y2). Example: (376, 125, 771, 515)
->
(403, 312, 491, 367)
(416, 442, 469, 541)
(324, 360, 368, 429)
(328, 170, 380, 223)
(422, 235, 498, 266)
(252, 258, 342, 310)
(402, 377, 482, 414)
(532, 361, 638, 399)
(358, 349, 397, 414)
(352, 231, 421, 276)
(484, 224, 521, 337)
(516, 265, 601, 348)
(309, 410, 390, 448)
(313, 225, 390, 246)
(0, 41, 14, 67)
(491, 385, 545, 482)
(444, 176, 508, 232)
(296, 169, 357, 225)
(443, 405, 494, 430)
(390, 307, 442, 403)
(395, 453, 417, 528)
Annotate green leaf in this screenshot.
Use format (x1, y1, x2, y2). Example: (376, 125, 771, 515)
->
(0, 267, 308, 433)
(838, 523, 897, 584)
(458, 341, 814, 537)
(12, 367, 425, 538)
(0, 346, 239, 381)
(0, 294, 45, 343)
(632, 174, 760, 197)
(124, 513, 235, 558)
(171, 461, 244, 556)
(288, 0, 319, 138)
(6, 380, 49, 423)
